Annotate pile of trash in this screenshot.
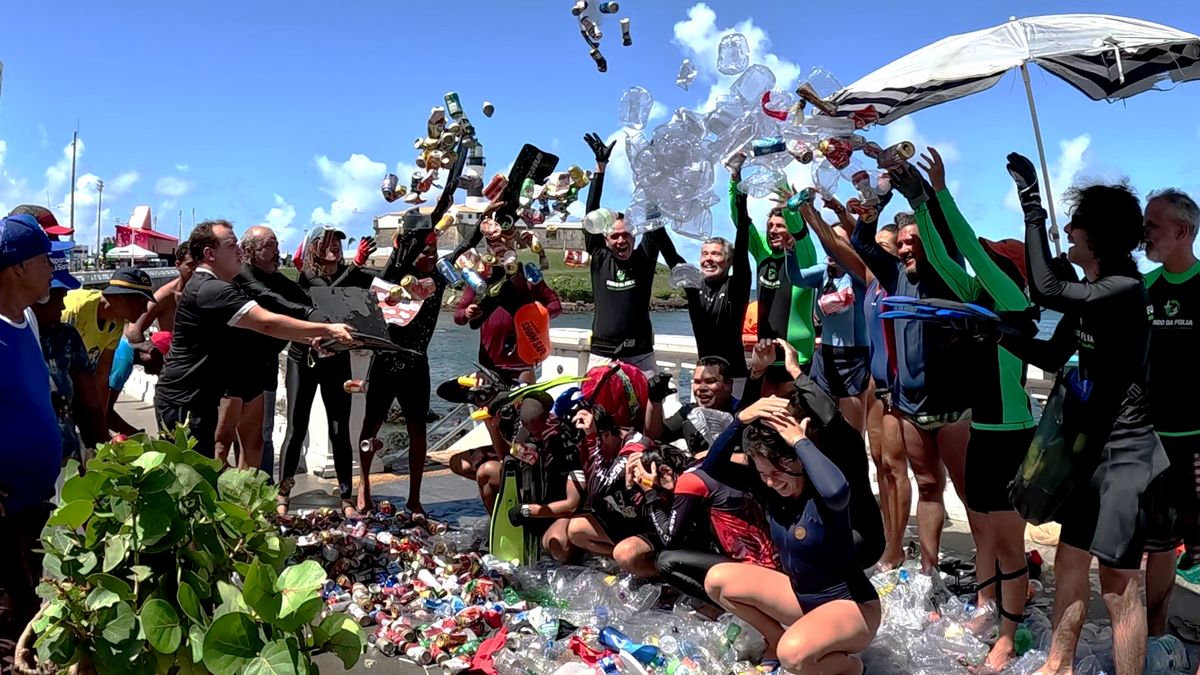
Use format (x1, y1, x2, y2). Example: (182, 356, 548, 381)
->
(285, 508, 1195, 675)
(616, 32, 917, 242)
(571, 0, 632, 72)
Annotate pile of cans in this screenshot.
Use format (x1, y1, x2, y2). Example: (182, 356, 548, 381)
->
(284, 505, 513, 673)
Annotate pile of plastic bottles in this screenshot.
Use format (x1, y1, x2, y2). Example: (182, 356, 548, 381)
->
(616, 32, 920, 243)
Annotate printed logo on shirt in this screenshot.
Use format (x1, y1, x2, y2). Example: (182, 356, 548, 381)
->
(1165, 299, 1181, 318)
(1154, 298, 1192, 328)
(606, 267, 637, 291)
(758, 266, 781, 290)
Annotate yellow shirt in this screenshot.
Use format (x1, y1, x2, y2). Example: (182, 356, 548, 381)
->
(61, 289, 124, 367)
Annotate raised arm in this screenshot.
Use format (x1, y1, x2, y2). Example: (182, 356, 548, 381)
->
(584, 132, 614, 254)
(786, 252, 827, 289)
(700, 421, 746, 481)
(914, 199, 984, 304)
(799, 202, 874, 284)
(649, 227, 687, 268)
(125, 279, 179, 341)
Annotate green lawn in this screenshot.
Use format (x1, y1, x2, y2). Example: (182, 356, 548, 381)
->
(278, 251, 684, 303)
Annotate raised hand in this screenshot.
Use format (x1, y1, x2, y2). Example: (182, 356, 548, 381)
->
(765, 413, 810, 447)
(584, 132, 616, 165)
(917, 147, 947, 193)
(1006, 153, 1041, 212)
(773, 338, 803, 380)
(748, 338, 775, 375)
(889, 162, 927, 206)
(736, 396, 793, 427)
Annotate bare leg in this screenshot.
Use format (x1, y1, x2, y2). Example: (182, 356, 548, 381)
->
(982, 510, 1032, 671)
(865, 388, 893, 553)
(214, 397, 243, 469)
(1144, 550, 1177, 637)
(777, 599, 882, 675)
(236, 395, 265, 471)
(405, 419, 427, 516)
(900, 417, 944, 572)
(1037, 544, 1092, 675)
(936, 418, 971, 504)
(1099, 566, 1146, 675)
(613, 536, 657, 578)
(357, 416, 386, 513)
(880, 409, 909, 567)
(448, 450, 481, 481)
(969, 509, 998, 604)
(705, 563, 804, 657)
(476, 460, 502, 515)
(542, 519, 575, 563)
(565, 515, 615, 557)
(837, 392, 868, 437)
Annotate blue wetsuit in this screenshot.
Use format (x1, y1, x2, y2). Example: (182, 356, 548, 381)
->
(704, 422, 878, 612)
(864, 278, 892, 389)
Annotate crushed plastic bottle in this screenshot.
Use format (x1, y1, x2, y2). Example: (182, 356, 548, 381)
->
(737, 165, 785, 199)
(731, 65, 776, 105)
(676, 60, 698, 91)
(619, 87, 655, 131)
(624, 200, 667, 232)
(668, 264, 704, 290)
(583, 208, 618, 235)
(671, 208, 714, 242)
(716, 33, 750, 76)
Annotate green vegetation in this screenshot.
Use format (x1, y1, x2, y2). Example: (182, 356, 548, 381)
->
(279, 250, 685, 304)
(35, 429, 365, 675)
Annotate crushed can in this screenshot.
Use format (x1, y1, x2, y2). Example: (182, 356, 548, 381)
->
(599, 1, 619, 13)
(590, 48, 608, 73)
(381, 174, 404, 203)
(444, 92, 464, 119)
(621, 18, 632, 46)
(564, 250, 590, 268)
(343, 380, 367, 394)
(482, 101, 495, 118)
(436, 259, 464, 288)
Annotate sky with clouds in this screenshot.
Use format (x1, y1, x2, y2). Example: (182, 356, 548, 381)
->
(3, 0, 1199, 260)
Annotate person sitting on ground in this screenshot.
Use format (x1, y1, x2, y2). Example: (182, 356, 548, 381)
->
(107, 334, 169, 436)
(704, 398, 881, 674)
(62, 267, 156, 418)
(29, 254, 109, 462)
(646, 357, 739, 458)
(125, 240, 196, 340)
(629, 441, 777, 607)
(505, 393, 587, 564)
(565, 404, 657, 577)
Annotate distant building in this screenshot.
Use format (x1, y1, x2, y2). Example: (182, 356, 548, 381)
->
(115, 206, 179, 256)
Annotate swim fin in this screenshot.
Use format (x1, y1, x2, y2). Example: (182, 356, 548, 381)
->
(474, 374, 587, 420)
(489, 455, 538, 565)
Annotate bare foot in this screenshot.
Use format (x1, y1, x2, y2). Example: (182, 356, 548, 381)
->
(341, 500, 361, 520)
(357, 479, 373, 514)
(407, 499, 427, 520)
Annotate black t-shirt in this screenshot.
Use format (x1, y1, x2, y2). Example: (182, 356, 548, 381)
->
(588, 233, 666, 358)
(234, 264, 311, 365)
(156, 269, 256, 405)
(1145, 262, 1200, 434)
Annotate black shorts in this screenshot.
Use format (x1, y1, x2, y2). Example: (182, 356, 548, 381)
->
(156, 397, 218, 458)
(818, 344, 871, 398)
(1145, 434, 1200, 555)
(1057, 468, 1146, 570)
(365, 353, 431, 426)
(965, 426, 1036, 514)
(593, 512, 652, 548)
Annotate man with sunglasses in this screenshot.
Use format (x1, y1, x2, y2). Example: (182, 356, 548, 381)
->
(581, 132, 676, 379)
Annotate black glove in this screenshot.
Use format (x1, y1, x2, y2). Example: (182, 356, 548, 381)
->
(647, 372, 676, 404)
(888, 164, 928, 207)
(584, 132, 616, 165)
(1006, 153, 1041, 213)
(946, 316, 999, 344)
(508, 504, 530, 527)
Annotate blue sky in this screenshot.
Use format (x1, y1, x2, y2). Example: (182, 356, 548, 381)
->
(3, 0, 1199, 261)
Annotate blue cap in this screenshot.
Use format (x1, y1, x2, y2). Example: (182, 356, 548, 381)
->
(0, 214, 52, 271)
(49, 240, 80, 290)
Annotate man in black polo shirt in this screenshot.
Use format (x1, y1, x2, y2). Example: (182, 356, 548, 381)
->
(155, 220, 353, 459)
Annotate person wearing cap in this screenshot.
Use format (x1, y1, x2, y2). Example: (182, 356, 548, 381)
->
(9, 204, 74, 241)
(61, 267, 156, 412)
(125, 239, 196, 340)
(106, 334, 169, 436)
(0, 214, 62, 642)
(156, 219, 354, 459)
(28, 245, 109, 463)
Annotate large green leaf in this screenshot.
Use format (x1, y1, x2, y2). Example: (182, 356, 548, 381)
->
(216, 500, 249, 522)
(34, 625, 77, 665)
(89, 572, 134, 600)
(132, 450, 167, 472)
(315, 614, 366, 670)
(202, 612, 265, 675)
(48, 499, 93, 530)
(75, 550, 98, 575)
(189, 624, 206, 666)
(183, 570, 211, 598)
(91, 636, 152, 675)
(61, 469, 106, 503)
(243, 639, 300, 675)
(103, 535, 129, 573)
(102, 601, 136, 643)
(213, 581, 250, 621)
(178, 580, 205, 626)
(140, 598, 183, 654)
(243, 558, 281, 622)
(86, 586, 120, 611)
(274, 561, 324, 620)
(138, 466, 177, 493)
(173, 463, 204, 496)
(271, 597, 323, 633)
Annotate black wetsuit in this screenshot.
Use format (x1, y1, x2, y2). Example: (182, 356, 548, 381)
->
(584, 170, 673, 360)
(644, 465, 778, 601)
(232, 264, 312, 401)
(1000, 208, 1167, 569)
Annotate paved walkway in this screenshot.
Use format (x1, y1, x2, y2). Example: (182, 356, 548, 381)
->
(112, 396, 1200, 673)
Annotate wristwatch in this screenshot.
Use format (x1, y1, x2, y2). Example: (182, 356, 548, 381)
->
(520, 504, 532, 519)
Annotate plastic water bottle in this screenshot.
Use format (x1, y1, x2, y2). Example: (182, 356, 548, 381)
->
(676, 60, 697, 91)
(1146, 635, 1191, 675)
(619, 87, 655, 130)
(731, 65, 776, 104)
(716, 33, 750, 75)
(1007, 650, 1049, 675)
(668, 264, 703, 290)
(625, 201, 666, 232)
(812, 159, 842, 196)
(583, 208, 618, 235)
(797, 66, 843, 101)
(671, 208, 713, 242)
(737, 166, 785, 199)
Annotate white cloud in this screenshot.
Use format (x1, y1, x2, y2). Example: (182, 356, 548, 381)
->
(648, 101, 669, 124)
(108, 171, 140, 195)
(309, 153, 419, 239)
(882, 116, 960, 164)
(155, 176, 193, 197)
(175, 163, 190, 172)
(672, 3, 803, 113)
(258, 194, 298, 246)
(1003, 134, 1091, 221)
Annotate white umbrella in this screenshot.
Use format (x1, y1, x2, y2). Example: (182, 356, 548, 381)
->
(829, 14, 1200, 252)
(105, 244, 157, 261)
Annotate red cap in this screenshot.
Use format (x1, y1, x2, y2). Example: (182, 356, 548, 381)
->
(150, 331, 173, 355)
(980, 238, 1027, 288)
(8, 204, 73, 237)
(581, 362, 649, 431)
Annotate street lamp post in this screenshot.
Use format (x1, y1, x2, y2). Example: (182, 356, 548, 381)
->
(95, 179, 104, 268)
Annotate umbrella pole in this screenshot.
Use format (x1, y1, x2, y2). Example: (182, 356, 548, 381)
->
(1020, 63, 1062, 256)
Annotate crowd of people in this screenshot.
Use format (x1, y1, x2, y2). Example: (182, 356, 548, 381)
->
(2, 130, 1199, 675)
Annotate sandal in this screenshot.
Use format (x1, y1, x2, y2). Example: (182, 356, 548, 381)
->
(275, 494, 289, 515)
(341, 499, 361, 520)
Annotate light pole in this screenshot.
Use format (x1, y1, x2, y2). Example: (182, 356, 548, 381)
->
(95, 179, 104, 267)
